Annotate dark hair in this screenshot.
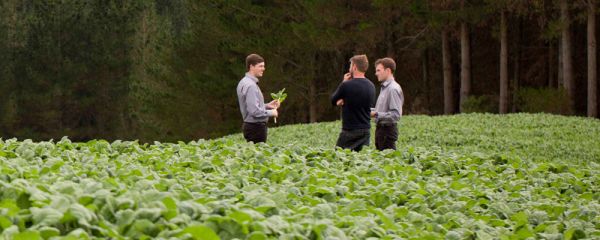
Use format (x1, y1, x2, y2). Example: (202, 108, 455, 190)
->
(350, 55, 369, 73)
(375, 58, 396, 73)
(246, 54, 264, 70)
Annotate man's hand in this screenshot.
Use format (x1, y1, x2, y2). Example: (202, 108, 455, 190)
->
(343, 73, 352, 81)
(271, 109, 279, 118)
(370, 111, 377, 118)
(336, 99, 344, 106)
(267, 100, 280, 109)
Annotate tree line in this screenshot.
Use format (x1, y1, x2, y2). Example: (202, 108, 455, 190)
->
(0, 0, 598, 142)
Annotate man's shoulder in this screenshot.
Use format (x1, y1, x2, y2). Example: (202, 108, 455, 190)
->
(237, 78, 246, 88)
(352, 78, 374, 85)
(237, 78, 257, 95)
(240, 76, 251, 83)
(239, 77, 256, 87)
(362, 78, 376, 90)
(391, 81, 402, 91)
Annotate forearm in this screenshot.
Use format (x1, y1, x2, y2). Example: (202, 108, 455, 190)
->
(331, 85, 344, 106)
(377, 109, 400, 122)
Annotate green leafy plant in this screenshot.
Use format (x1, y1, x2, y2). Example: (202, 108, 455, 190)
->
(270, 88, 287, 103)
(270, 88, 287, 123)
(461, 95, 498, 113)
(1, 114, 599, 239)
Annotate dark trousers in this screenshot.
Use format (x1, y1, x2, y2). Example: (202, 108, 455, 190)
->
(243, 122, 267, 143)
(336, 128, 370, 152)
(375, 123, 398, 151)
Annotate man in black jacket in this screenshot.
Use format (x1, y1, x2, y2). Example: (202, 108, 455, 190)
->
(331, 55, 376, 151)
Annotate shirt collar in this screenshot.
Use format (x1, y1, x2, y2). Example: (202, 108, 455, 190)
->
(245, 73, 259, 83)
(382, 77, 395, 87)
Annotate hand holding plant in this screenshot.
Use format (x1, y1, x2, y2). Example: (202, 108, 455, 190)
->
(270, 88, 287, 123)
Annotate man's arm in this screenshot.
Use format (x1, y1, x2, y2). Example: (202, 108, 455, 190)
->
(266, 100, 280, 110)
(331, 83, 345, 106)
(370, 83, 377, 108)
(245, 85, 275, 118)
(376, 88, 403, 122)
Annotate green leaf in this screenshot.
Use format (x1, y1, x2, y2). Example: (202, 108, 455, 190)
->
(127, 219, 158, 237)
(13, 231, 43, 240)
(229, 210, 252, 224)
(510, 212, 529, 227)
(16, 193, 31, 209)
(66, 228, 90, 239)
(219, 218, 248, 239)
(135, 208, 162, 221)
(0, 216, 12, 229)
(450, 181, 468, 190)
(370, 208, 397, 231)
(564, 228, 586, 240)
(39, 226, 60, 239)
(248, 231, 268, 240)
(162, 197, 178, 220)
(271, 88, 287, 103)
(0, 199, 19, 217)
(514, 225, 535, 239)
(116, 209, 136, 230)
(181, 225, 220, 240)
(68, 203, 95, 227)
(32, 207, 63, 226)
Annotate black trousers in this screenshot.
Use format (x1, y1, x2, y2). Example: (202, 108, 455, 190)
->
(336, 128, 370, 152)
(375, 123, 398, 151)
(243, 122, 267, 143)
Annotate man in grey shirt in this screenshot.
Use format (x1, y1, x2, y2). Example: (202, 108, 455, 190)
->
(371, 58, 404, 150)
(236, 54, 280, 143)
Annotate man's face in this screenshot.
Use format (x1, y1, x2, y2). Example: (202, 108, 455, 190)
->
(250, 62, 266, 77)
(375, 64, 390, 82)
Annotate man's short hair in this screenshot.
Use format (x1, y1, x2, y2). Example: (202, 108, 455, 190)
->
(246, 54, 264, 70)
(350, 55, 369, 73)
(375, 58, 396, 73)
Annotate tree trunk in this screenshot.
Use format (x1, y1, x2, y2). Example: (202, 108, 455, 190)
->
(309, 79, 318, 123)
(548, 40, 556, 88)
(588, 0, 598, 117)
(561, 0, 575, 114)
(442, 29, 454, 114)
(558, 39, 563, 88)
(512, 17, 522, 113)
(423, 48, 430, 110)
(460, 21, 471, 113)
(500, 11, 509, 114)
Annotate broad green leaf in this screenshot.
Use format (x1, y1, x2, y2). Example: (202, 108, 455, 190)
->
(39, 226, 60, 239)
(162, 197, 178, 220)
(229, 210, 252, 224)
(510, 212, 529, 227)
(31, 207, 63, 226)
(13, 231, 43, 240)
(181, 225, 220, 240)
(248, 231, 268, 240)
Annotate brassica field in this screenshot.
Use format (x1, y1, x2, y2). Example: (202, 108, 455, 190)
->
(1, 114, 599, 239)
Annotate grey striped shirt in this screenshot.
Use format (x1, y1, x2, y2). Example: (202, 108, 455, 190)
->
(375, 77, 404, 125)
(236, 73, 275, 123)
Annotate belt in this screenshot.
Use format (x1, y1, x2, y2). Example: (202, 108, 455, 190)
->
(244, 122, 266, 125)
(377, 122, 397, 127)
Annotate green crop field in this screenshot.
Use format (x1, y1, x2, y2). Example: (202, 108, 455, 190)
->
(0, 114, 599, 239)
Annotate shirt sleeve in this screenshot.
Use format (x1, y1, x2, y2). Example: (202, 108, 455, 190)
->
(331, 83, 345, 106)
(377, 88, 403, 122)
(370, 83, 376, 108)
(245, 84, 274, 118)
